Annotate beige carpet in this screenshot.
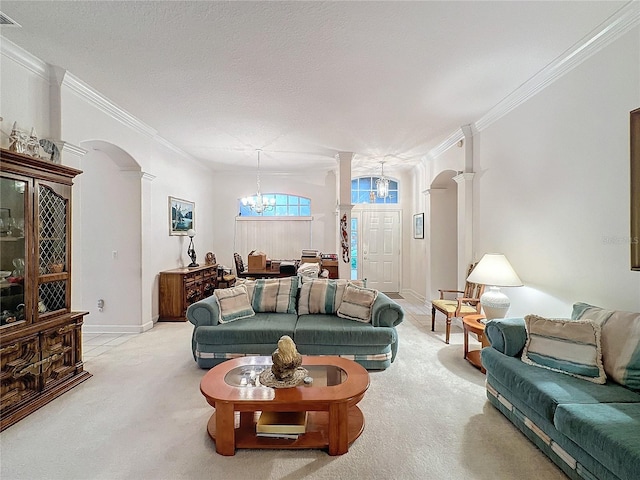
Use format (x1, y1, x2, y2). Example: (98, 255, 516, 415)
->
(0, 298, 567, 480)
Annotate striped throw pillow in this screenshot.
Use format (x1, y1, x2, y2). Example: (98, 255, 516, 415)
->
(298, 279, 366, 315)
(213, 284, 255, 323)
(249, 277, 299, 314)
(336, 283, 378, 323)
(521, 314, 606, 384)
(572, 303, 640, 390)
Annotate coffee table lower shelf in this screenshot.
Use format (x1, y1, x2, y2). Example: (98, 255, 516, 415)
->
(207, 406, 365, 453)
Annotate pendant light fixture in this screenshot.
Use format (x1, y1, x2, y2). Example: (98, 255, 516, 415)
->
(376, 161, 390, 199)
(241, 149, 275, 214)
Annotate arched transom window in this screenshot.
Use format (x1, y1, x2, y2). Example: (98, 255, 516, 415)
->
(351, 177, 399, 204)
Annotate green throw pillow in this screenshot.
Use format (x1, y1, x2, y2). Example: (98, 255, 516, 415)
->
(298, 279, 366, 315)
(246, 277, 299, 314)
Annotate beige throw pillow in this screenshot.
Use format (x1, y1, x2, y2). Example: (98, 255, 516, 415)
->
(336, 283, 378, 323)
(213, 284, 255, 323)
(521, 314, 606, 384)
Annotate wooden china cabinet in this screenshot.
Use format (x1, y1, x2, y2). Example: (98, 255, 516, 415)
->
(0, 148, 91, 431)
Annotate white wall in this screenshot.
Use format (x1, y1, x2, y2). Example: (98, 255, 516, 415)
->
(402, 165, 426, 299)
(77, 148, 141, 330)
(473, 28, 640, 316)
(209, 170, 338, 269)
(0, 43, 50, 142)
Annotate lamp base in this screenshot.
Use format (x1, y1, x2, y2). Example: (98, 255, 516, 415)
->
(480, 286, 511, 320)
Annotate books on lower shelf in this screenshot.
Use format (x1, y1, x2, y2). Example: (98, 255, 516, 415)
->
(256, 432, 300, 440)
(256, 411, 307, 435)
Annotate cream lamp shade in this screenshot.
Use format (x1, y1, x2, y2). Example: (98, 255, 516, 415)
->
(466, 253, 523, 319)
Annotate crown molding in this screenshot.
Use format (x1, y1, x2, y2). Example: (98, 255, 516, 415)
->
(61, 142, 87, 158)
(475, 1, 640, 133)
(426, 129, 464, 162)
(61, 72, 157, 138)
(0, 36, 48, 80)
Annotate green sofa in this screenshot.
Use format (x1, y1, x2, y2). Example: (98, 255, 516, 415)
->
(186, 278, 404, 370)
(481, 303, 640, 480)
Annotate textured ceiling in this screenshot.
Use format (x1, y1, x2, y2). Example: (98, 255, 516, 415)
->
(0, 1, 629, 173)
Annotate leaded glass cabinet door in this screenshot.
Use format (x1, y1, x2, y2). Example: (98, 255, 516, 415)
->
(0, 175, 31, 328)
(35, 181, 71, 319)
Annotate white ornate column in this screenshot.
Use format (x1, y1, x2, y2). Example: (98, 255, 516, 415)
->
(140, 171, 156, 330)
(335, 152, 354, 279)
(453, 172, 475, 287)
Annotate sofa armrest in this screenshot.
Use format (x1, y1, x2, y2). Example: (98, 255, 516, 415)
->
(186, 295, 220, 327)
(371, 292, 404, 328)
(485, 317, 526, 357)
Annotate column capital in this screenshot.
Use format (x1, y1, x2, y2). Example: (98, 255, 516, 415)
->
(453, 172, 475, 184)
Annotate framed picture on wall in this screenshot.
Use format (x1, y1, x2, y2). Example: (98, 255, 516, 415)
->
(169, 196, 194, 235)
(413, 213, 424, 239)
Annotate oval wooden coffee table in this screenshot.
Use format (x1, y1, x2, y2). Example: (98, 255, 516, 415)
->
(200, 356, 370, 456)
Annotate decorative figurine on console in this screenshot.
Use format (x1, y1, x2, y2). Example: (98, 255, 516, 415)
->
(259, 335, 308, 388)
(186, 228, 198, 267)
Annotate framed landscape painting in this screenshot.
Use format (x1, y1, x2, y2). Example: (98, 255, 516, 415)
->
(413, 213, 424, 239)
(169, 196, 194, 235)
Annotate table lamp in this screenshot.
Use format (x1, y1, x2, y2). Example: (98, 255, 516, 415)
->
(187, 229, 199, 268)
(466, 253, 523, 319)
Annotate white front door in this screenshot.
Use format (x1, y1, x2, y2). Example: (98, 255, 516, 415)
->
(361, 210, 401, 292)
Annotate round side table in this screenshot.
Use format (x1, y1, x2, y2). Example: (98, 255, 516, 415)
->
(463, 314, 488, 373)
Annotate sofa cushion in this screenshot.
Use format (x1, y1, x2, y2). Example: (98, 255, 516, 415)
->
(481, 347, 640, 424)
(194, 313, 298, 345)
(213, 284, 255, 323)
(572, 302, 640, 391)
(297, 279, 365, 315)
(243, 277, 299, 314)
(337, 283, 378, 323)
(522, 315, 606, 384)
(554, 403, 640, 480)
(294, 315, 395, 346)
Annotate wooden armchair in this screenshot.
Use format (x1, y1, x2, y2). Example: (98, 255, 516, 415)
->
(431, 263, 485, 344)
(233, 252, 251, 278)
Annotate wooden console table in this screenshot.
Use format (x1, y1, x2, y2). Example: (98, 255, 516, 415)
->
(159, 264, 217, 321)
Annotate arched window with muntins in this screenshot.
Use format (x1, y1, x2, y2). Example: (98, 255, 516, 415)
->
(238, 193, 311, 217)
(351, 177, 399, 204)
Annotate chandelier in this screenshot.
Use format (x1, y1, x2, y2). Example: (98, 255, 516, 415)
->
(241, 149, 275, 214)
(375, 161, 390, 199)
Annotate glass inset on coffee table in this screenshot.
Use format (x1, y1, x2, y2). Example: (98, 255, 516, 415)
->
(200, 356, 369, 456)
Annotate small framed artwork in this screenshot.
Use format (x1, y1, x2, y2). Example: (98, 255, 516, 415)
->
(169, 196, 194, 236)
(413, 213, 424, 239)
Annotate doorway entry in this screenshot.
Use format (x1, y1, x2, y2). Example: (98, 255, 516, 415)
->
(354, 209, 401, 292)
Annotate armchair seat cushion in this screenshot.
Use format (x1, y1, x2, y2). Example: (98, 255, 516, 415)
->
(431, 299, 479, 315)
